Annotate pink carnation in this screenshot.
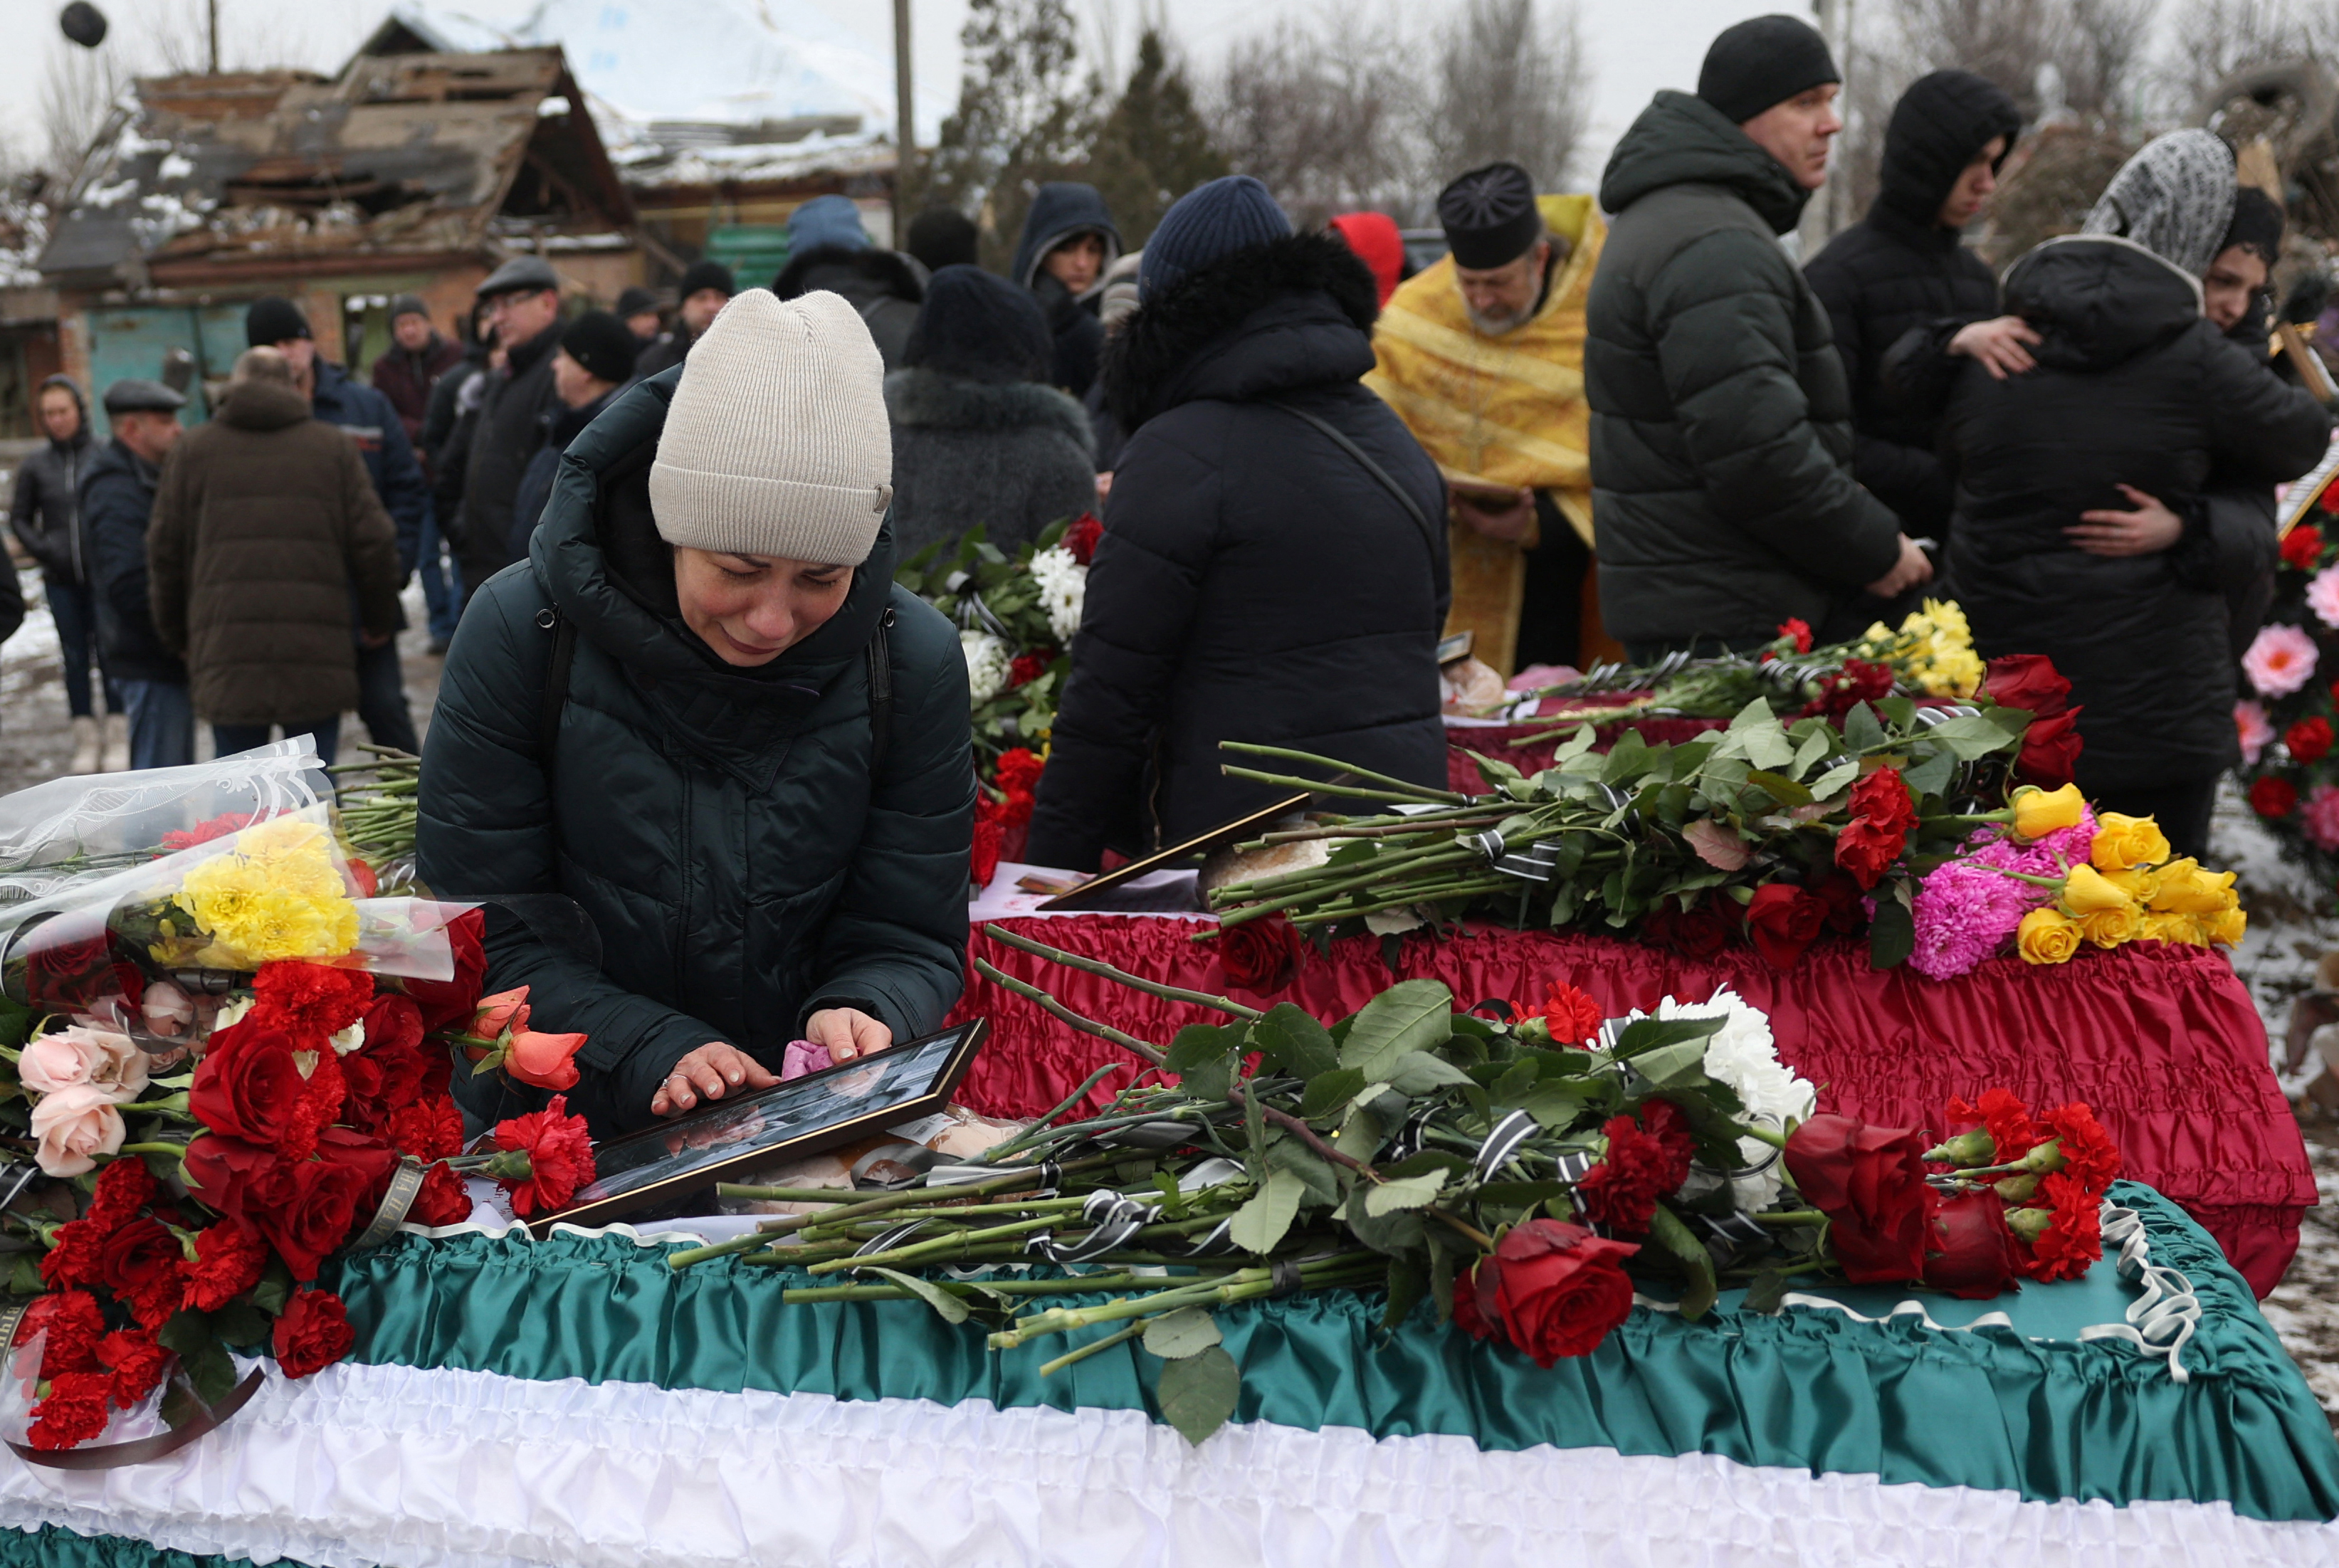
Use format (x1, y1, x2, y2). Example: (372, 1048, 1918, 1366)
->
(2244, 622, 2320, 698)
(2311, 567, 2339, 631)
(2308, 785, 2339, 853)
(1907, 821, 2079, 981)
(2237, 700, 2274, 767)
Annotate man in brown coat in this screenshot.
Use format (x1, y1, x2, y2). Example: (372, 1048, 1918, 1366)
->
(148, 348, 403, 766)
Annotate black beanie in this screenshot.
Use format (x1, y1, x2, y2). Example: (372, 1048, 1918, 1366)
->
(559, 309, 639, 386)
(614, 285, 658, 319)
(1437, 162, 1541, 269)
(903, 265, 1053, 385)
(244, 296, 311, 347)
(905, 207, 980, 273)
(1697, 14, 1839, 125)
(677, 258, 735, 300)
(2222, 186, 2286, 267)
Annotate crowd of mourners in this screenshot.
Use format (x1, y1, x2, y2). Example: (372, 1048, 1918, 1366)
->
(3, 11, 2329, 1131)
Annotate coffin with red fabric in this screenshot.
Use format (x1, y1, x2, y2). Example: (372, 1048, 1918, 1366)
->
(947, 918, 2312, 1297)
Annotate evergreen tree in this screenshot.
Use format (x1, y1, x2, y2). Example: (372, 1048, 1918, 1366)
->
(1085, 30, 1230, 248)
(920, 0, 1100, 272)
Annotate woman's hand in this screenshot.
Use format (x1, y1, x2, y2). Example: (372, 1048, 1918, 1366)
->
(1949, 315, 2041, 381)
(651, 1042, 781, 1117)
(2068, 484, 2184, 557)
(804, 1007, 894, 1064)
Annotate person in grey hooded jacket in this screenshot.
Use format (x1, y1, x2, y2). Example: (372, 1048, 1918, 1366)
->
(1011, 183, 1122, 398)
(887, 265, 1096, 559)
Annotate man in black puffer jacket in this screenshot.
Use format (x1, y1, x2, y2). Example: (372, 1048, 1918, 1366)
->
(457, 256, 567, 604)
(1028, 176, 1449, 869)
(1804, 70, 2020, 549)
(1587, 15, 1931, 656)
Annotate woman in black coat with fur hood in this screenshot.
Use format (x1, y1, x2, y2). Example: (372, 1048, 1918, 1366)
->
(886, 265, 1097, 559)
(1026, 177, 1451, 870)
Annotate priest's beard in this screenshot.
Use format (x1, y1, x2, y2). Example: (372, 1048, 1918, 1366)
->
(1463, 296, 1535, 336)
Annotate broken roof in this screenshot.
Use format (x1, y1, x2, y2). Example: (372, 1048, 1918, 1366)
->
(40, 48, 634, 288)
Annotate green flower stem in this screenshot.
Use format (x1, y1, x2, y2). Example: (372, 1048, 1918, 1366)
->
(978, 1063, 1125, 1162)
(710, 1185, 866, 1204)
(1738, 1124, 1791, 1152)
(1217, 763, 1463, 807)
(803, 1212, 1075, 1275)
(1216, 741, 1469, 804)
(1211, 838, 1467, 901)
(1241, 812, 1508, 848)
(780, 1268, 1238, 1305)
(1285, 879, 1515, 925)
(1748, 1211, 1828, 1226)
(664, 1153, 1116, 1269)
(974, 959, 1171, 1065)
(989, 1256, 1382, 1350)
(980, 922, 1263, 1023)
(112, 1142, 187, 1161)
(1209, 848, 1479, 923)
(1036, 1320, 1150, 1377)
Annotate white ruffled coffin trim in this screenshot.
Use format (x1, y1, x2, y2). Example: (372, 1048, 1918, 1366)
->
(0, 1360, 2330, 1568)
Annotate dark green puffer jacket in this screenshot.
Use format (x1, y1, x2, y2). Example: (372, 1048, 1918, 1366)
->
(416, 369, 974, 1138)
(1587, 91, 1903, 645)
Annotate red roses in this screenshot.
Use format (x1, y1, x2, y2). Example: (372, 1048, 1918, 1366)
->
(1980, 654, 2084, 790)
(1452, 1220, 1641, 1367)
(1784, 1113, 1935, 1283)
(2289, 717, 2335, 764)
(1743, 883, 1828, 969)
(1835, 765, 1918, 890)
(2253, 775, 2300, 817)
(1064, 512, 1103, 565)
(2285, 518, 2326, 567)
(1215, 912, 1305, 992)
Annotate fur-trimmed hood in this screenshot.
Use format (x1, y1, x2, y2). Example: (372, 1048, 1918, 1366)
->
(885, 367, 1095, 451)
(1100, 230, 1379, 432)
(772, 243, 926, 305)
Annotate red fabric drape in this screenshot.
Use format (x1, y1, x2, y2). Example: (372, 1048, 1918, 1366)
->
(947, 918, 2312, 1297)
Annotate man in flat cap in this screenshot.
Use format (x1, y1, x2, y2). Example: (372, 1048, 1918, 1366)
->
(1587, 14, 1930, 659)
(80, 379, 191, 768)
(1367, 162, 1608, 677)
(456, 255, 568, 606)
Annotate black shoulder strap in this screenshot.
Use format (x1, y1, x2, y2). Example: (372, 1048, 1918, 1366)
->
(867, 605, 895, 774)
(536, 605, 576, 788)
(1267, 398, 1440, 559)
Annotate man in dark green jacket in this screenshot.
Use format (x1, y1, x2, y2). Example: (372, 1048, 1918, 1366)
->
(1587, 14, 1933, 657)
(416, 290, 974, 1139)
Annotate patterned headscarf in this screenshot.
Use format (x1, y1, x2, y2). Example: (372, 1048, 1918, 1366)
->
(2081, 130, 2239, 278)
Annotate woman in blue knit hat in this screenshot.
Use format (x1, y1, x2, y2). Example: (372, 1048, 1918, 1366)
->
(1026, 176, 1453, 868)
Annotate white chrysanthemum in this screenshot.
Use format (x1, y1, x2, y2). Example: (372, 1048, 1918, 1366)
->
(1656, 989, 1815, 1209)
(960, 630, 1012, 705)
(1029, 544, 1087, 643)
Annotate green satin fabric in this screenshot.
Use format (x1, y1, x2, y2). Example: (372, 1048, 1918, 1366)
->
(328, 1181, 2339, 1521)
(0, 1527, 317, 1568)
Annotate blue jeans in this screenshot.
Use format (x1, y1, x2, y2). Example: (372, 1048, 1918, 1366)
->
(212, 717, 339, 768)
(115, 679, 194, 769)
(43, 576, 120, 719)
(416, 505, 462, 644)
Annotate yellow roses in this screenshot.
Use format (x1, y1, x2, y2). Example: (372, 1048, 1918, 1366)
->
(2017, 907, 2082, 964)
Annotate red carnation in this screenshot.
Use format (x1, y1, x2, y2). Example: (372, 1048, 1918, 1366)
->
(95, 1329, 169, 1410)
(85, 1159, 158, 1233)
(1923, 1191, 2024, 1300)
(1943, 1086, 2039, 1166)
(16, 1288, 105, 1377)
(2038, 1102, 2120, 1198)
(182, 1222, 269, 1313)
(1574, 1106, 1694, 1233)
(341, 995, 431, 1132)
(1776, 617, 1813, 653)
(1521, 979, 1603, 1046)
(970, 809, 1004, 889)
(38, 1216, 109, 1290)
(159, 811, 262, 852)
(488, 1095, 595, 1217)
(1785, 1113, 1935, 1284)
(1807, 870, 1866, 935)
(276, 1045, 349, 1164)
(407, 1161, 474, 1228)
(248, 961, 377, 1039)
(1743, 883, 1828, 969)
(272, 1288, 354, 1379)
(387, 1095, 466, 1163)
(997, 748, 1046, 796)
(2290, 717, 2335, 764)
(2286, 518, 2328, 565)
(1063, 512, 1103, 566)
(1007, 651, 1048, 689)
(1641, 893, 1735, 959)
(98, 1216, 187, 1331)
(1214, 912, 1305, 993)
(400, 907, 488, 1035)
(26, 1369, 115, 1451)
(2251, 775, 2299, 818)
(2015, 1173, 2103, 1282)
(1467, 1219, 1640, 1367)
(1836, 765, 1918, 890)
(1800, 657, 1895, 720)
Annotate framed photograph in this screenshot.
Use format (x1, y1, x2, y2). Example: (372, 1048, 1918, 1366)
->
(2281, 431, 2339, 539)
(528, 1019, 990, 1235)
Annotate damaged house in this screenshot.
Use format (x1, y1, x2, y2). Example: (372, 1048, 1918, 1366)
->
(37, 46, 638, 415)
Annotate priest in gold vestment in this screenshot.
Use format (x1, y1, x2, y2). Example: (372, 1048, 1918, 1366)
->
(1365, 162, 1609, 678)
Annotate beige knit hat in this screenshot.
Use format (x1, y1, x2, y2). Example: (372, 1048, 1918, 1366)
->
(648, 288, 893, 565)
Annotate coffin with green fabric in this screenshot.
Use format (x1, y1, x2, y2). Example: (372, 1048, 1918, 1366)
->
(0, 1182, 2332, 1567)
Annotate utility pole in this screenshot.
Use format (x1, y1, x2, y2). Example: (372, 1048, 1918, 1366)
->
(207, 0, 219, 72)
(893, 0, 915, 243)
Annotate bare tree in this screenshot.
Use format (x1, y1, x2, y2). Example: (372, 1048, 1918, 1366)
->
(1211, 12, 1428, 226)
(39, 44, 128, 184)
(1424, 0, 1592, 189)
(920, 0, 1103, 268)
(2160, 0, 2309, 118)
(2054, 0, 2158, 121)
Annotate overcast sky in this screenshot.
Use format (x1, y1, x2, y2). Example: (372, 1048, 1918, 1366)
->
(1, 0, 1787, 187)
